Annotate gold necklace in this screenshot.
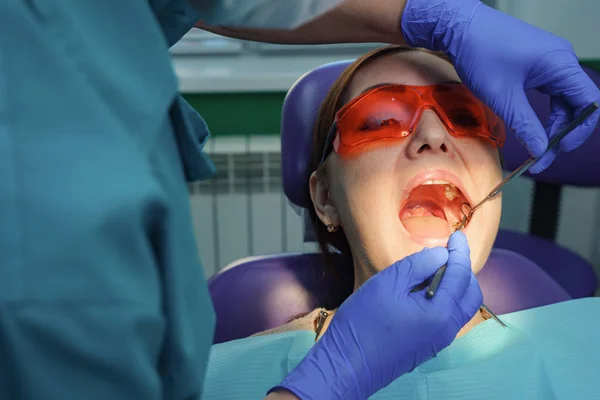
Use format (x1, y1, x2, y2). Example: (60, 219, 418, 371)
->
(314, 308, 330, 342)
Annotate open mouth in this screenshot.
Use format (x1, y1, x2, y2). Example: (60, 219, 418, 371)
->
(399, 179, 472, 238)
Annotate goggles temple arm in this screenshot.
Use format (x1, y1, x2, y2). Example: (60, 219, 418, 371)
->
(318, 122, 338, 166)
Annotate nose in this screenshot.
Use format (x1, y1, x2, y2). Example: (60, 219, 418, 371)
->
(405, 109, 453, 159)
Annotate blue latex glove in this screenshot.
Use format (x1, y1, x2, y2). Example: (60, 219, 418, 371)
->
(271, 231, 482, 399)
(402, 0, 600, 173)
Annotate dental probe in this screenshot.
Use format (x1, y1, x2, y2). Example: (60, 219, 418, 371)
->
(416, 101, 599, 328)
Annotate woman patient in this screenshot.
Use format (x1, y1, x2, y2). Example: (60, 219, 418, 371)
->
(255, 45, 504, 339)
(203, 46, 600, 399)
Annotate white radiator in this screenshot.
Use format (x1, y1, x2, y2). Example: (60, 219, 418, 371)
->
(188, 135, 317, 278)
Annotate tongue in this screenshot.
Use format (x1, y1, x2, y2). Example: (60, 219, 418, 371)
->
(400, 202, 451, 237)
(403, 216, 451, 237)
(399, 184, 464, 238)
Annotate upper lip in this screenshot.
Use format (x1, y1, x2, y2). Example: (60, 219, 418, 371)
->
(400, 169, 473, 209)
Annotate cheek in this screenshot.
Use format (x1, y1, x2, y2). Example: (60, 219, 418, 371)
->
(328, 156, 397, 233)
(462, 139, 501, 165)
(332, 168, 390, 219)
(461, 144, 503, 274)
(470, 194, 502, 274)
(330, 154, 394, 203)
(463, 141, 503, 192)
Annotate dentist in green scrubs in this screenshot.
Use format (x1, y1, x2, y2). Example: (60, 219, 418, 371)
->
(1, 1, 598, 399)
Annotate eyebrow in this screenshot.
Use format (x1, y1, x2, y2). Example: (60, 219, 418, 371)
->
(359, 82, 395, 95)
(358, 80, 462, 95)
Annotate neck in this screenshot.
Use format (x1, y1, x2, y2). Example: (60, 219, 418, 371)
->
(352, 261, 379, 292)
(456, 309, 486, 338)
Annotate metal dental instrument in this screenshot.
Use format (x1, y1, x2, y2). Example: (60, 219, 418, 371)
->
(417, 101, 599, 328)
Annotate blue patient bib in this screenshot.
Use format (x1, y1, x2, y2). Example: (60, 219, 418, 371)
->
(203, 298, 600, 399)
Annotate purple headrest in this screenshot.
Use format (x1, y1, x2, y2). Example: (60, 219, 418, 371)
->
(281, 62, 600, 210)
(208, 249, 571, 344)
(282, 60, 353, 209)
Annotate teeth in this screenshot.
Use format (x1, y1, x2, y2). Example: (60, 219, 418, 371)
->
(421, 180, 455, 186)
(421, 179, 454, 187)
(413, 179, 461, 201)
(444, 185, 459, 201)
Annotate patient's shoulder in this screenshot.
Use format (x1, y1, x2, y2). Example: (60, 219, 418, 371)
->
(251, 308, 325, 338)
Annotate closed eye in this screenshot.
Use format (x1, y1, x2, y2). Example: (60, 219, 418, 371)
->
(358, 117, 401, 131)
(448, 110, 482, 127)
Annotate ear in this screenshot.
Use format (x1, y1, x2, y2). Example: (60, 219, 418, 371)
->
(309, 171, 340, 228)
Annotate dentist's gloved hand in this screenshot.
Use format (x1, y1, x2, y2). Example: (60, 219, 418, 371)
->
(270, 231, 481, 400)
(402, 0, 600, 173)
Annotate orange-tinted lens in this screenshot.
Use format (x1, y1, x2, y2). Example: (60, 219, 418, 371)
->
(334, 84, 505, 154)
(335, 86, 419, 154)
(432, 86, 505, 146)
(484, 106, 506, 147)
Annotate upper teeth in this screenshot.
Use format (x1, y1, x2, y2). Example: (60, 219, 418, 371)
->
(421, 180, 455, 186)
(444, 185, 459, 201)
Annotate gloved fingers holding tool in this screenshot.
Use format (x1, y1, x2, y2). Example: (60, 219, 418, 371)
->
(402, 0, 600, 174)
(272, 235, 482, 400)
(433, 231, 482, 323)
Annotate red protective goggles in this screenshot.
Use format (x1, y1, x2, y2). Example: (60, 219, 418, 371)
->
(319, 84, 505, 164)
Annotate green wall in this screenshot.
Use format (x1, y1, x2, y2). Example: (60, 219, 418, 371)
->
(583, 60, 600, 71)
(183, 60, 600, 137)
(184, 92, 286, 136)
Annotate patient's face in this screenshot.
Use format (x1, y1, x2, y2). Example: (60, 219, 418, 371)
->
(315, 51, 502, 277)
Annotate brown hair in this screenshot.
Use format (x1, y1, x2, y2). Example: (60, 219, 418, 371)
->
(307, 45, 452, 302)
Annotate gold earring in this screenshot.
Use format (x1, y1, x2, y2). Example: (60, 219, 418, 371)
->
(326, 217, 338, 233)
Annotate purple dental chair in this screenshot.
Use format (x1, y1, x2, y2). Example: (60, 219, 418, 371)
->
(493, 65, 600, 299)
(208, 60, 577, 345)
